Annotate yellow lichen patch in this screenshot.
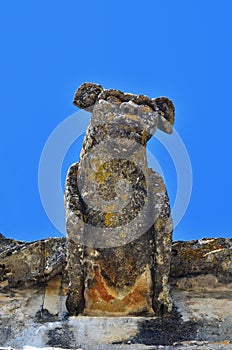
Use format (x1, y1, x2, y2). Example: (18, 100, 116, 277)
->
(95, 164, 111, 184)
(104, 212, 119, 227)
(119, 232, 127, 238)
(179, 239, 225, 262)
(155, 218, 165, 232)
(180, 247, 205, 260)
(119, 193, 129, 201)
(141, 131, 147, 145)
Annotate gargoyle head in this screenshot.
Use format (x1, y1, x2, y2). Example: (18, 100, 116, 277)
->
(73, 83, 175, 144)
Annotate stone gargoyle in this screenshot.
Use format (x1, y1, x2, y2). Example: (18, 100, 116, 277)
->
(65, 83, 175, 316)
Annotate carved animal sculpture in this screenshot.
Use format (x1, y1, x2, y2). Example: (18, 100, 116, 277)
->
(65, 83, 175, 316)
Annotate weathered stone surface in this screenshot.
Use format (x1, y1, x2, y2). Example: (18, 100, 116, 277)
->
(65, 83, 175, 317)
(1, 235, 231, 294)
(0, 234, 67, 290)
(0, 235, 232, 348)
(0, 233, 25, 254)
(170, 238, 232, 285)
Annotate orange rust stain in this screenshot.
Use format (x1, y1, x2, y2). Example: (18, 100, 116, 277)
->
(210, 341, 231, 346)
(87, 267, 115, 303)
(47, 274, 61, 286)
(84, 265, 153, 315)
(124, 283, 147, 305)
(61, 286, 68, 295)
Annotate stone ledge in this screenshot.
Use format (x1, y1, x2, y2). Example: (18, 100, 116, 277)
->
(1, 235, 232, 292)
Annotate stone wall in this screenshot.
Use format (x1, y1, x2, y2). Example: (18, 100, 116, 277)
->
(0, 234, 232, 349)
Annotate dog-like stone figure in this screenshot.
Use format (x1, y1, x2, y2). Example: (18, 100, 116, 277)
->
(65, 83, 175, 316)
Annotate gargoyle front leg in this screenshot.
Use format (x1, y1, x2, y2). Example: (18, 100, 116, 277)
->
(65, 162, 85, 315)
(150, 171, 173, 316)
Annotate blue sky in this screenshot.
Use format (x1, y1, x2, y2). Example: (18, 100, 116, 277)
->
(0, 1, 231, 242)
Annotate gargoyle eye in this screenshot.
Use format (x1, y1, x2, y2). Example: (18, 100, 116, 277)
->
(124, 107, 130, 113)
(134, 108, 139, 115)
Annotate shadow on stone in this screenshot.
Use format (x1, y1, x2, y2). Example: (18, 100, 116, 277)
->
(35, 308, 59, 323)
(47, 324, 75, 349)
(114, 307, 199, 346)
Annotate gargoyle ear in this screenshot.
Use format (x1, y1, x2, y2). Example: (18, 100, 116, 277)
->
(153, 97, 175, 134)
(73, 82, 104, 112)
